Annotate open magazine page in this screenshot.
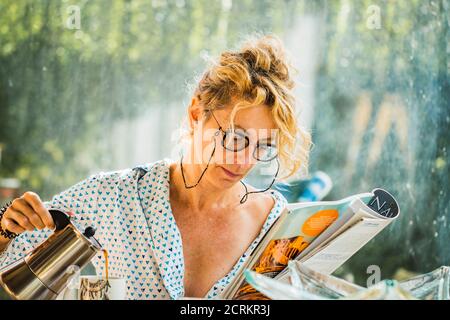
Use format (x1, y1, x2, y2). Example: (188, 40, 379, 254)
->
(300, 217, 391, 274)
(276, 189, 400, 280)
(288, 261, 363, 297)
(293, 195, 374, 262)
(298, 189, 400, 274)
(225, 192, 373, 300)
(242, 261, 363, 299)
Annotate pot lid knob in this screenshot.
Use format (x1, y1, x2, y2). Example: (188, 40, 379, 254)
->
(83, 226, 96, 238)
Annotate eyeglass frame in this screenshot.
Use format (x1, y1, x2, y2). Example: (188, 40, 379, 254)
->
(206, 109, 280, 204)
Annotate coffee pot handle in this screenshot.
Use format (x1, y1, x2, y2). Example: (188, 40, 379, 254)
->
(48, 209, 71, 231)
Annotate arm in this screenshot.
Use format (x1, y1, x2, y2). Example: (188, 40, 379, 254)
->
(0, 172, 102, 268)
(0, 233, 13, 252)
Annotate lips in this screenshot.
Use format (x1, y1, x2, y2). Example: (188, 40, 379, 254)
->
(220, 167, 242, 179)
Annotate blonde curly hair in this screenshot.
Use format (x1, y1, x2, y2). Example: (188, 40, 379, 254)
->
(185, 33, 312, 179)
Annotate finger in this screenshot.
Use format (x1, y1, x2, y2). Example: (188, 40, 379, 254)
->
(12, 198, 45, 230)
(6, 208, 35, 232)
(2, 218, 26, 234)
(22, 192, 55, 229)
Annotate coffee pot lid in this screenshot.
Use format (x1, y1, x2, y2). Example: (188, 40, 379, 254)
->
(49, 209, 102, 250)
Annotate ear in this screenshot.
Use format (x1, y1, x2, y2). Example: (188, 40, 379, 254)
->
(188, 97, 203, 131)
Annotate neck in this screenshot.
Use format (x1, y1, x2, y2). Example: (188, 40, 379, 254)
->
(169, 159, 243, 212)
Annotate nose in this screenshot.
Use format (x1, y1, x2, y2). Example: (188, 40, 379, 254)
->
(218, 135, 259, 166)
(230, 144, 258, 166)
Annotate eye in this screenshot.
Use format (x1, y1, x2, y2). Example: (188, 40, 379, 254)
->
(257, 141, 275, 148)
(223, 129, 249, 151)
(255, 143, 278, 161)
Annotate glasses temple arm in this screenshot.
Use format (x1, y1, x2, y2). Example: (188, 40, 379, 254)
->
(239, 158, 280, 204)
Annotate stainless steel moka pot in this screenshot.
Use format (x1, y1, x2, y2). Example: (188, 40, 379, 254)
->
(0, 209, 102, 300)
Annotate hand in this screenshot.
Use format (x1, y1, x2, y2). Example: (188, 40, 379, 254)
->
(1, 192, 55, 238)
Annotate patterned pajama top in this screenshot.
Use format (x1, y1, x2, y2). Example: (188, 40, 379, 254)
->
(0, 158, 287, 299)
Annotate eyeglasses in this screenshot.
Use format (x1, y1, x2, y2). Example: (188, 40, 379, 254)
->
(209, 110, 278, 162)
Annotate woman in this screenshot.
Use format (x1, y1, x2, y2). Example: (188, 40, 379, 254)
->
(0, 34, 311, 299)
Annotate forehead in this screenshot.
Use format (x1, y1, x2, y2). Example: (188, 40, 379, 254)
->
(231, 104, 278, 132)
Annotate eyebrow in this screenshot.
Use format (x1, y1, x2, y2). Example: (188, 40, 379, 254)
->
(257, 138, 276, 145)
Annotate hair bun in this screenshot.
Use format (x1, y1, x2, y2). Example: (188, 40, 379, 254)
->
(238, 34, 294, 88)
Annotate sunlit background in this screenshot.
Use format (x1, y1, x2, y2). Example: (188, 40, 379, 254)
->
(0, 0, 449, 288)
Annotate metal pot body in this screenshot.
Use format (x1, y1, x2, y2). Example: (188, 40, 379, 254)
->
(0, 258, 56, 300)
(0, 211, 101, 300)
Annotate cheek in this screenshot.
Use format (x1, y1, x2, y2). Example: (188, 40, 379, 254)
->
(212, 145, 229, 165)
(191, 124, 219, 158)
(212, 147, 259, 166)
(229, 149, 259, 166)
(192, 135, 216, 163)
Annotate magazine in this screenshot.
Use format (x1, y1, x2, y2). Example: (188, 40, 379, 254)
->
(220, 188, 400, 300)
(241, 262, 449, 300)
